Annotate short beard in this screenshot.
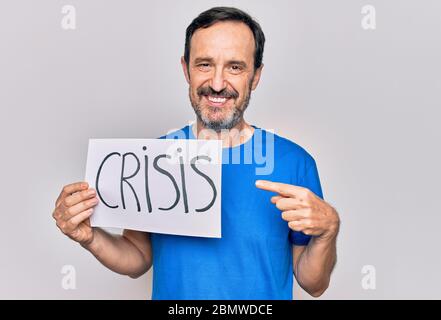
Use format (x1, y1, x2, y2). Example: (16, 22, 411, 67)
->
(190, 87, 252, 133)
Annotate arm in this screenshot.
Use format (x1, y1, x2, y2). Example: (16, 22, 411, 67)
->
(255, 180, 340, 297)
(82, 228, 152, 279)
(293, 230, 337, 297)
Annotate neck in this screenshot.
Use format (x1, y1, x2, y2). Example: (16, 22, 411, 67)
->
(193, 118, 255, 148)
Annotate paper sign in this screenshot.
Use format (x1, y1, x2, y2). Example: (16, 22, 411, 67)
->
(84, 138, 222, 238)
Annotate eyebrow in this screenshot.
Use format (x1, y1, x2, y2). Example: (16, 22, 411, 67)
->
(194, 57, 214, 64)
(193, 57, 248, 68)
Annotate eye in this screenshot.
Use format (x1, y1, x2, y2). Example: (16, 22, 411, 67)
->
(229, 65, 243, 73)
(197, 63, 211, 71)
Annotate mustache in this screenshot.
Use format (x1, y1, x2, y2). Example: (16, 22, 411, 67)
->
(197, 86, 239, 99)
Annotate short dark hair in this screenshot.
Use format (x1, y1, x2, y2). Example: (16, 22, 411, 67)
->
(184, 7, 265, 71)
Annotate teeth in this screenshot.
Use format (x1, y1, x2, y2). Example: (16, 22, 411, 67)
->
(207, 96, 227, 103)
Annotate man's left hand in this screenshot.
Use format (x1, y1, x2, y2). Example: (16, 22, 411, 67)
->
(255, 180, 340, 241)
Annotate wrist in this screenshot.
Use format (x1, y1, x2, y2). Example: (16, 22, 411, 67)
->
(80, 228, 100, 254)
(316, 229, 338, 243)
(317, 215, 340, 243)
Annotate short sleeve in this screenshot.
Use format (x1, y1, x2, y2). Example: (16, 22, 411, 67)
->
(289, 158, 324, 246)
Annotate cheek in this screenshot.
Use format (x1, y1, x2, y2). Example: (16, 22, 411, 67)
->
(235, 85, 249, 101)
(189, 79, 206, 97)
(189, 83, 201, 99)
(190, 71, 209, 86)
(230, 76, 252, 98)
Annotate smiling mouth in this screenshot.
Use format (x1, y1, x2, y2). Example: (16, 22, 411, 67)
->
(202, 95, 232, 107)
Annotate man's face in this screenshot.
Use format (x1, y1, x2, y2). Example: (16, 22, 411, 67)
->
(182, 21, 263, 131)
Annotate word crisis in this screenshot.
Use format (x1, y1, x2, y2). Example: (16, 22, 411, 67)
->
(95, 146, 217, 213)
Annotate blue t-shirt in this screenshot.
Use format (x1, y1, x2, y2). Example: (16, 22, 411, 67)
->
(151, 124, 323, 299)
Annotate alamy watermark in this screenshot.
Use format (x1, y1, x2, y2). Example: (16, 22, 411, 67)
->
(164, 121, 275, 176)
(361, 5, 376, 30)
(361, 264, 376, 290)
(61, 5, 76, 30)
(61, 264, 76, 290)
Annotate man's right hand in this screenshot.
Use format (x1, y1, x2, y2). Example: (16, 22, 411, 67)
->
(52, 181, 99, 246)
(52, 181, 152, 278)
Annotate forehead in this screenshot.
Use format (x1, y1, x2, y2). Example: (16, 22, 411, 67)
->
(190, 21, 255, 62)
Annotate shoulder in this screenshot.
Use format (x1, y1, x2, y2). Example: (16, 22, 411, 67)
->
(258, 127, 317, 169)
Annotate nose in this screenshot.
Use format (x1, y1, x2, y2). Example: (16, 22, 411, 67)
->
(209, 66, 227, 92)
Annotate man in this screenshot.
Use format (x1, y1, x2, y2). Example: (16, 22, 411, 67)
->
(52, 7, 340, 299)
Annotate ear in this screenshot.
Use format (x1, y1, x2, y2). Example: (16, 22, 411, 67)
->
(181, 56, 190, 84)
(250, 64, 264, 91)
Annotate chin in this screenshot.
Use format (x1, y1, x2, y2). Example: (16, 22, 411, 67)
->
(205, 112, 233, 123)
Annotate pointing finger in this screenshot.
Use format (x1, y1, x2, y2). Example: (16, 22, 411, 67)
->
(255, 180, 305, 198)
